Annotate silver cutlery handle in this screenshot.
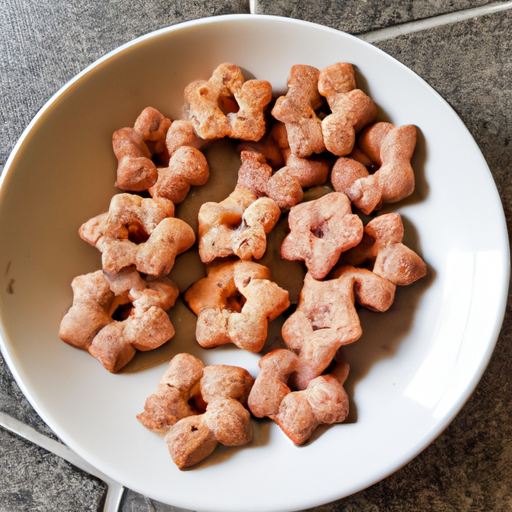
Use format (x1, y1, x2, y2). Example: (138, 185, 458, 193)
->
(0, 411, 125, 512)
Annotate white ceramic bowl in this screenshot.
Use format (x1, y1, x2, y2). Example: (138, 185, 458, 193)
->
(0, 14, 509, 512)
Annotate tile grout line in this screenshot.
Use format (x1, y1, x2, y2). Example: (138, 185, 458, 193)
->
(249, 0, 512, 41)
(357, 0, 512, 43)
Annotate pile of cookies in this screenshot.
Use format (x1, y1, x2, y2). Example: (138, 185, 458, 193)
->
(59, 105, 204, 373)
(60, 62, 427, 468)
(137, 353, 254, 469)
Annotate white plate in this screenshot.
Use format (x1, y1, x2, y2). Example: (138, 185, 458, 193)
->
(0, 14, 509, 512)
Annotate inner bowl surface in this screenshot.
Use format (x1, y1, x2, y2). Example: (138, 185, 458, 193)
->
(0, 14, 509, 512)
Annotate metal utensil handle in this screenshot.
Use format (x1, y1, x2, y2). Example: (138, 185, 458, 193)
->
(0, 411, 125, 512)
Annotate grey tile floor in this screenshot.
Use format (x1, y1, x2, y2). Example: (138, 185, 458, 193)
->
(253, 0, 497, 32)
(1, 1, 511, 511)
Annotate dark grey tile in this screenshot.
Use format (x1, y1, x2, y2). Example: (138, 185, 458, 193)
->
(120, 489, 191, 511)
(311, 313, 512, 512)
(312, 9, 512, 511)
(0, 428, 106, 512)
(374, 9, 512, 225)
(253, 0, 495, 33)
(0, 355, 53, 436)
(1, 354, 106, 511)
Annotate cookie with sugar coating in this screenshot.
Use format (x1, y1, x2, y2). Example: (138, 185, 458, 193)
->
(339, 212, 427, 286)
(282, 267, 396, 390)
(318, 62, 377, 156)
(280, 192, 364, 280)
(332, 122, 417, 214)
(248, 348, 350, 445)
(185, 62, 272, 141)
(79, 193, 195, 277)
(114, 107, 171, 191)
(198, 187, 280, 263)
(59, 268, 179, 372)
(184, 259, 290, 353)
(272, 65, 325, 158)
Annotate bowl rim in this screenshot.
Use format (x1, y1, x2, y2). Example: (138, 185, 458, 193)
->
(1, 12, 510, 512)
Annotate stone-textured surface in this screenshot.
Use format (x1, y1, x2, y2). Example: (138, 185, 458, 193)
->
(253, 0, 495, 33)
(1, 1, 512, 511)
(0, 0, 249, 167)
(0, 428, 105, 512)
(375, 11, 512, 226)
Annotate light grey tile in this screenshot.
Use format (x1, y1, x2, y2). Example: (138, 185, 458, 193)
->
(0, 0, 250, 167)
